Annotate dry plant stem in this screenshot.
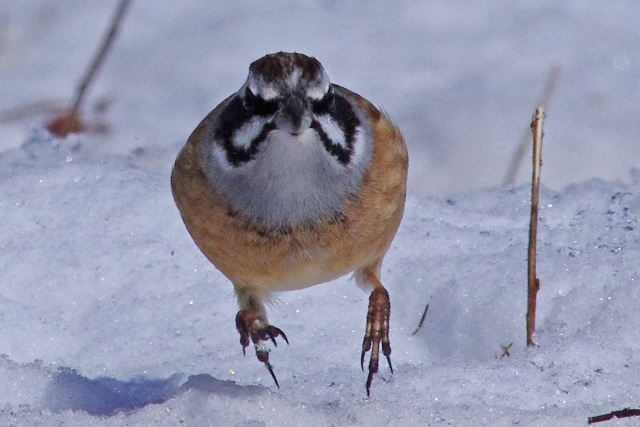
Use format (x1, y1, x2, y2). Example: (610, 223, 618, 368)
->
(411, 303, 429, 335)
(68, 0, 132, 121)
(526, 106, 544, 347)
(503, 66, 560, 186)
(588, 408, 640, 424)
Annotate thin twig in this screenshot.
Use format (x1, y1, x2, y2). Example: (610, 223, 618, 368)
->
(67, 0, 132, 122)
(503, 66, 560, 186)
(588, 408, 640, 424)
(411, 303, 429, 335)
(526, 106, 544, 347)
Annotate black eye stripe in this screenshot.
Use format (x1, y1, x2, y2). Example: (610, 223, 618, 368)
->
(333, 93, 360, 150)
(311, 121, 350, 165)
(310, 92, 360, 165)
(223, 122, 276, 167)
(215, 91, 360, 167)
(244, 88, 279, 116)
(239, 122, 275, 165)
(216, 96, 251, 141)
(311, 90, 335, 114)
(215, 96, 274, 166)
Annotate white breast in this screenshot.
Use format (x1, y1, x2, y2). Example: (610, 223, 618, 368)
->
(204, 127, 371, 230)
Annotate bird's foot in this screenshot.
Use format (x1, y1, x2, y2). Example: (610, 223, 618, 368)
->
(361, 286, 392, 396)
(235, 309, 289, 388)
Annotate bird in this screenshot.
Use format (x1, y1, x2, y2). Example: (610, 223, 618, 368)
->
(171, 52, 407, 396)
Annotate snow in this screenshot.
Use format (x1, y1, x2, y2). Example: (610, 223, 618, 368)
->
(1, 2, 640, 426)
(2, 133, 640, 426)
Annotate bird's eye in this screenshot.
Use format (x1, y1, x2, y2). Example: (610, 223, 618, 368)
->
(312, 88, 336, 114)
(242, 88, 278, 116)
(243, 88, 257, 111)
(324, 89, 335, 110)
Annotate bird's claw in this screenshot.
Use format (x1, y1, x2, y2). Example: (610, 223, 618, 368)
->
(236, 309, 289, 388)
(361, 286, 392, 396)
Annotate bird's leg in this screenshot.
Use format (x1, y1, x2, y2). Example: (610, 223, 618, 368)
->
(234, 294, 288, 388)
(360, 272, 392, 396)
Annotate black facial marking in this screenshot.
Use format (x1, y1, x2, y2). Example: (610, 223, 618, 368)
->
(311, 88, 336, 115)
(311, 90, 360, 166)
(333, 93, 360, 146)
(311, 121, 349, 165)
(215, 95, 276, 166)
(243, 88, 279, 116)
(242, 88, 256, 111)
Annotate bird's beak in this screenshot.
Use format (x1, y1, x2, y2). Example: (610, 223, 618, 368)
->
(275, 96, 312, 135)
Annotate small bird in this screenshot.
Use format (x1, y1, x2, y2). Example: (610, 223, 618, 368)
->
(171, 52, 407, 395)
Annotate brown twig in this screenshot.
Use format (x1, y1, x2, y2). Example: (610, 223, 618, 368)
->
(411, 303, 429, 335)
(503, 66, 560, 186)
(588, 408, 640, 424)
(69, 0, 132, 118)
(51, 0, 132, 137)
(526, 106, 544, 347)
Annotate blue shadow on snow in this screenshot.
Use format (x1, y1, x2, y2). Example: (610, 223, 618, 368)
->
(45, 367, 263, 416)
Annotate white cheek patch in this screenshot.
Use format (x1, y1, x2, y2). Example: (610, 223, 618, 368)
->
(315, 114, 347, 149)
(349, 125, 369, 167)
(232, 117, 267, 150)
(212, 144, 235, 171)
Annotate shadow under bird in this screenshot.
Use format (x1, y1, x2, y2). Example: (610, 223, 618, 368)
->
(171, 52, 408, 395)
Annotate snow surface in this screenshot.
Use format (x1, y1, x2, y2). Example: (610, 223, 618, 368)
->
(0, 135, 640, 426)
(1, 2, 640, 426)
(1, 131, 640, 426)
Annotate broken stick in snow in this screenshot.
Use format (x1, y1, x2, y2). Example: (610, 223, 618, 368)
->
(411, 303, 430, 335)
(526, 106, 544, 347)
(588, 408, 640, 424)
